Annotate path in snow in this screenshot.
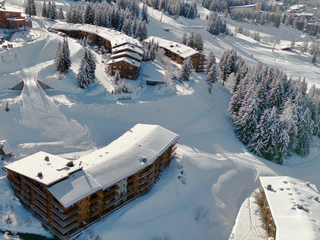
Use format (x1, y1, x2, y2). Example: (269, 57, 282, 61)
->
(19, 72, 92, 150)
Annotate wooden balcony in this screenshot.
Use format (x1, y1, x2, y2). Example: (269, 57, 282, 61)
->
(34, 200, 47, 214)
(51, 213, 80, 227)
(51, 220, 80, 235)
(90, 202, 99, 210)
(141, 165, 156, 179)
(91, 210, 100, 218)
(103, 191, 134, 210)
(51, 206, 79, 220)
(34, 205, 48, 220)
(34, 193, 47, 206)
(103, 192, 118, 202)
(12, 177, 21, 185)
(51, 198, 63, 209)
(23, 178, 46, 199)
(13, 189, 31, 204)
(91, 196, 101, 205)
(8, 179, 21, 191)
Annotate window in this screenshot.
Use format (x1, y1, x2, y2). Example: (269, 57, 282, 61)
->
(113, 70, 116, 73)
(128, 75, 132, 79)
(113, 66, 117, 69)
(129, 67, 133, 70)
(119, 66, 121, 69)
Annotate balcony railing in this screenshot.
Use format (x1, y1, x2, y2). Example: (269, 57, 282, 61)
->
(34, 200, 47, 214)
(51, 198, 63, 209)
(103, 191, 134, 210)
(91, 210, 100, 218)
(51, 220, 80, 235)
(141, 165, 156, 179)
(51, 206, 79, 220)
(34, 193, 47, 206)
(34, 205, 47, 220)
(8, 179, 21, 191)
(103, 192, 118, 202)
(91, 196, 101, 204)
(23, 178, 46, 199)
(90, 202, 99, 210)
(51, 213, 80, 227)
(12, 177, 21, 185)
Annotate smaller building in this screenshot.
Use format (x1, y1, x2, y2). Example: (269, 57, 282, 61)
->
(0, 4, 30, 31)
(258, 176, 320, 240)
(106, 56, 141, 80)
(0, 140, 13, 160)
(296, 19, 305, 30)
(144, 36, 205, 72)
(306, 21, 319, 35)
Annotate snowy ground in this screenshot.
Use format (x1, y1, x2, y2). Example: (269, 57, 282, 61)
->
(1, 1, 320, 240)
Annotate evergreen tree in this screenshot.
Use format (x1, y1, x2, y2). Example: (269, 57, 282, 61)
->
(193, 33, 203, 51)
(179, 57, 193, 81)
(58, 6, 64, 21)
(136, 20, 148, 41)
(112, 69, 121, 86)
(207, 63, 217, 93)
(54, 38, 71, 72)
(205, 51, 216, 75)
(187, 32, 195, 49)
(121, 18, 132, 36)
(49, 0, 57, 21)
(54, 41, 62, 71)
(181, 32, 188, 45)
(77, 49, 95, 88)
(42, 0, 47, 18)
(25, 0, 36, 17)
(84, 2, 94, 24)
(142, 2, 148, 23)
(47, 0, 51, 19)
(132, 16, 138, 37)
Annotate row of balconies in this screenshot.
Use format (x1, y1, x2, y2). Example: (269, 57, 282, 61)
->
(141, 165, 156, 179)
(22, 178, 46, 199)
(51, 220, 80, 235)
(51, 205, 79, 220)
(103, 191, 134, 211)
(51, 212, 80, 228)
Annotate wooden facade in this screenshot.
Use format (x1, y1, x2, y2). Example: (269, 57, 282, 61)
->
(0, 9, 28, 31)
(107, 60, 140, 80)
(6, 141, 177, 240)
(257, 187, 276, 238)
(306, 22, 319, 36)
(160, 47, 205, 72)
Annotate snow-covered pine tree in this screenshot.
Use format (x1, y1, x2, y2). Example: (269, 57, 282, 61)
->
(84, 2, 94, 24)
(47, 0, 51, 19)
(132, 16, 138, 37)
(86, 49, 96, 84)
(181, 32, 188, 45)
(205, 51, 215, 75)
(142, 2, 148, 23)
(77, 54, 89, 88)
(25, 0, 36, 17)
(54, 41, 62, 71)
(121, 18, 132, 36)
(112, 69, 121, 86)
(179, 57, 193, 81)
(49, 0, 57, 21)
(300, 35, 308, 54)
(55, 38, 71, 72)
(207, 63, 217, 93)
(136, 20, 148, 41)
(187, 32, 195, 49)
(193, 33, 203, 51)
(42, 0, 47, 18)
(233, 57, 248, 92)
(58, 6, 64, 20)
(268, 74, 284, 108)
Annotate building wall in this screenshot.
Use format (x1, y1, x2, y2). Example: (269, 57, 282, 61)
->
(107, 61, 140, 80)
(0, 10, 21, 29)
(7, 140, 178, 240)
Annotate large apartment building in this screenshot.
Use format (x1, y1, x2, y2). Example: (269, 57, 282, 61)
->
(5, 124, 179, 239)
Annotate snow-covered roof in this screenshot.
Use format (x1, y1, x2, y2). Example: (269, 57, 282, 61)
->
(111, 35, 142, 49)
(289, 4, 305, 11)
(5, 151, 82, 186)
(48, 170, 101, 208)
(110, 51, 142, 61)
(260, 176, 320, 240)
(112, 43, 144, 56)
(51, 23, 141, 49)
(144, 36, 200, 59)
(6, 124, 179, 208)
(82, 124, 179, 190)
(107, 56, 141, 68)
(0, 140, 13, 155)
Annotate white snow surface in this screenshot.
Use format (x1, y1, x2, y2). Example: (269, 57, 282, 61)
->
(0, 0, 320, 239)
(260, 176, 320, 240)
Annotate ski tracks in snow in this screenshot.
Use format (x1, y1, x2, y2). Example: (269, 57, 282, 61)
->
(19, 69, 91, 149)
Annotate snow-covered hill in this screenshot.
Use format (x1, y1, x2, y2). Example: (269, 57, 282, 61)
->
(1, 1, 320, 239)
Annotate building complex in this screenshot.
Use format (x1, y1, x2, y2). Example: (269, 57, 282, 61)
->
(144, 36, 205, 72)
(0, 2, 31, 31)
(50, 23, 143, 80)
(5, 124, 179, 239)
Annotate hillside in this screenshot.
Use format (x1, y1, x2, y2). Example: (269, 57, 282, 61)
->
(0, 1, 320, 240)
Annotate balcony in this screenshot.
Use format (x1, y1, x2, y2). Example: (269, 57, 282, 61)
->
(103, 191, 134, 210)
(90, 202, 99, 210)
(34, 193, 47, 206)
(34, 200, 47, 214)
(23, 178, 46, 199)
(12, 177, 21, 185)
(51, 206, 78, 220)
(8, 179, 21, 191)
(141, 165, 156, 179)
(51, 213, 80, 227)
(91, 195, 101, 205)
(51, 198, 63, 209)
(13, 189, 31, 204)
(51, 220, 80, 235)
(34, 205, 47, 220)
(91, 210, 100, 218)
(103, 192, 118, 203)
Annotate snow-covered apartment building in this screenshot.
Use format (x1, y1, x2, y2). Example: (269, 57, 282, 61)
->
(5, 124, 179, 239)
(0, 1, 31, 31)
(258, 176, 320, 240)
(51, 23, 143, 80)
(144, 36, 205, 72)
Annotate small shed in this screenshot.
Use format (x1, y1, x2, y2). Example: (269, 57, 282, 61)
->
(0, 140, 13, 159)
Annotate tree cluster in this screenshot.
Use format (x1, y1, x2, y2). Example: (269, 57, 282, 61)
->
(42, 0, 58, 20)
(25, 0, 37, 17)
(146, 0, 198, 19)
(65, 1, 148, 40)
(143, 39, 159, 61)
(54, 37, 71, 73)
(77, 49, 96, 88)
(206, 51, 217, 93)
(179, 57, 193, 81)
(202, 0, 255, 12)
(112, 70, 133, 94)
(181, 32, 203, 51)
(219, 49, 242, 85)
(230, 8, 281, 28)
(206, 12, 227, 36)
(229, 61, 320, 164)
